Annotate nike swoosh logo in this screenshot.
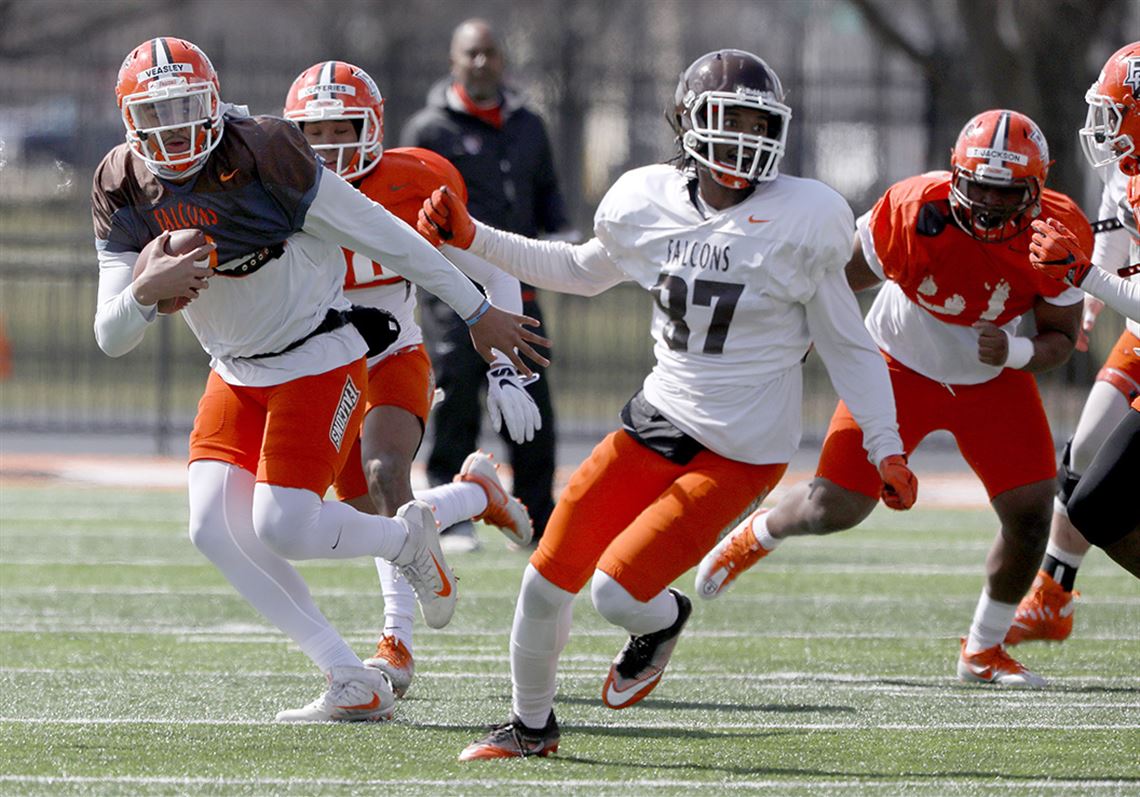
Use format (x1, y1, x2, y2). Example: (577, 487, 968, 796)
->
(389, 183, 409, 192)
(966, 664, 993, 680)
(748, 215, 771, 224)
(430, 553, 452, 597)
(331, 527, 343, 550)
(336, 692, 381, 711)
(220, 169, 239, 182)
(604, 671, 661, 706)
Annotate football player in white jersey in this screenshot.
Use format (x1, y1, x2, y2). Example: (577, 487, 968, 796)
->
(418, 49, 915, 760)
(93, 37, 549, 722)
(1028, 41, 1140, 578)
(697, 108, 1091, 689)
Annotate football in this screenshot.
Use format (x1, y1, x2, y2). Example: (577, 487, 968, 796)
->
(133, 228, 211, 314)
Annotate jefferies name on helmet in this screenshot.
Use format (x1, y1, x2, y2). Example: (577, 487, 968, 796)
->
(666, 238, 731, 272)
(139, 63, 193, 81)
(299, 83, 357, 99)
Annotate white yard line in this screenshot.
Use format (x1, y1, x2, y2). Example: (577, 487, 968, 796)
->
(0, 775, 1133, 791)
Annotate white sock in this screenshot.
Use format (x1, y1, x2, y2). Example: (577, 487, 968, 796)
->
(752, 511, 781, 550)
(187, 461, 360, 672)
(376, 559, 415, 649)
(590, 571, 678, 635)
(1045, 541, 1085, 571)
(252, 484, 408, 561)
(510, 564, 574, 729)
(965, 590, 1018, 654)
(416, 482, 487, 529)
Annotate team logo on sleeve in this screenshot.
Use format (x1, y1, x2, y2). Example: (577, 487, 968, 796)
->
(329, 374, 362, 452)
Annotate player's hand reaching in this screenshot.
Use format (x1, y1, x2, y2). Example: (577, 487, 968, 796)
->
(417, 186, 476, 249)
(1029, 218, 1094, 287)
(467, 304, 551, 378)
(486, 358, 542, 443)
(878, 454, 917, 511)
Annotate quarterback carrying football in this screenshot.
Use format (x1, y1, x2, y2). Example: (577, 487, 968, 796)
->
(93, 37, 548, 722)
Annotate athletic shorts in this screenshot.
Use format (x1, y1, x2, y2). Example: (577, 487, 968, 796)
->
(189, 358, 367, 496)
(818, 353, 1056, 501)
(333, 344, 433, 502)
(531, 429, 787, 601)
(1096, 330, 1140, 403)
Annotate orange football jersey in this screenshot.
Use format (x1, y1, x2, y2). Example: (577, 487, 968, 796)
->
(339, 147, 468, 290)
(867, 172, 1092, 327)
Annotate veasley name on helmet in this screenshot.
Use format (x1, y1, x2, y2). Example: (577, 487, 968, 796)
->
(139, 63, 194, 81)
(666, 238, 731, 272)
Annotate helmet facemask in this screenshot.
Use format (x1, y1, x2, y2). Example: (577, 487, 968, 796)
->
(121, 78, 222, 178)
(288, 102, 382, 181)
(681, 89, 790, 188)
(949, 165, 1041, 243)
(1080, 88, 1136, 173)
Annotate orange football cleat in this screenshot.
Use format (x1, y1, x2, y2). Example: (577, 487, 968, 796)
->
(1005, 570, 1078, 645)
(957, 639, 1046, 688)
(695, 509, 774, 599)
(459, 712, 560, 761)
(363, 635, 415, 698)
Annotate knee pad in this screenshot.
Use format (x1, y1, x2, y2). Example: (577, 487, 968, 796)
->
(590, 571, 637, 627)
(251, 483, 321, 560)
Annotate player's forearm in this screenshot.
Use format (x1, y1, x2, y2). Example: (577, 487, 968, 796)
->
(305, 172, 485, 318)
(806, 272, 903, 465)
(1079, 266, 1140, 323)
(1017, 329, 1078, 373)
(93, 250, 156, 357)
(443, 246, 523, 315)
(469, 221, 625, 297)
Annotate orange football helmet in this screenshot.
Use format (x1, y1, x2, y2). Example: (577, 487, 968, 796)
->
(949, 109, 1049, 243)
(115, 37, 223, 178)
(284, 61, 384, 181)
(1080, 42, 1140, 175)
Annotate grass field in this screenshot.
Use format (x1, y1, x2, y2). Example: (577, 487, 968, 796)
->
(1, 481, 1138, 796)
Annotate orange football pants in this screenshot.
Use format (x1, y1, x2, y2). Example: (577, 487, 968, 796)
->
(189, 359, 367, 495)
(1096, 330, 1140, 403)
(531, 429, 787, 601)
(818, 353, 1056, 501)
(333, 344, 434, 501)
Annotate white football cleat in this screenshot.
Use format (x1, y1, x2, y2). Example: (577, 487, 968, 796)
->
(455, 450, 533, 547)
(393, 499, 457, 629)
(957, 639, 1047, 688)
(275, 665, 395, 722)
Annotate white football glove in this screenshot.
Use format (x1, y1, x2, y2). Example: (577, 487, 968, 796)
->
(486, 362, 541, 444)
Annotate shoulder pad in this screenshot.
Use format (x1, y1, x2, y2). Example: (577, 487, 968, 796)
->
(916, 200, 951, 237)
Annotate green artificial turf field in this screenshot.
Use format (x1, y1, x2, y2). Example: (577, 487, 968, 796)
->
(1, 482, 1137, 795)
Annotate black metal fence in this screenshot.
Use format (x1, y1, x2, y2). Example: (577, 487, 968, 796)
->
(0, 0, 1127, 453)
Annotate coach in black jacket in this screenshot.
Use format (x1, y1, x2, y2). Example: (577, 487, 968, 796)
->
(401, 18, 573, 546)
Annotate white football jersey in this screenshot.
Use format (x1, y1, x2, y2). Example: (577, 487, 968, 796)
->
(593, 164, 876, 463)
(1104, 167, 1140, 337)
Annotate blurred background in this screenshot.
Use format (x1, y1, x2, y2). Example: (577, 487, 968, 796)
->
(0, 0, 1135, 454)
